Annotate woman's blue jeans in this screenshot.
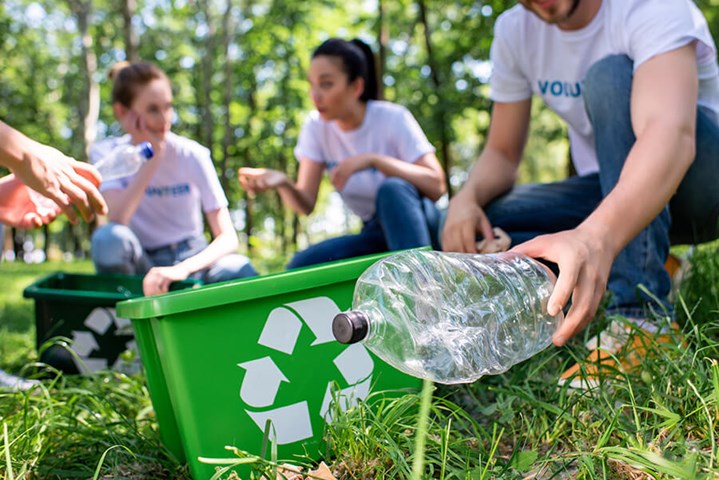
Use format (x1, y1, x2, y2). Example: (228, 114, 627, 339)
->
(482, 55, 719, 315)
(91, 223, 258, 283)
(287, 177, 440, 269)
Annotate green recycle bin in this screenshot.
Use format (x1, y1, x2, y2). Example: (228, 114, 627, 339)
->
(23, 272, 199, 374)
(116, 251, 421, 479)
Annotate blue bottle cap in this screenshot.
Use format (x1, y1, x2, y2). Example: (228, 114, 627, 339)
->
(139, 142, 154, 159)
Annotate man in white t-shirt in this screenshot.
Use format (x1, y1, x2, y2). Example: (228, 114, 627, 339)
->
(442, 0, 719, 350)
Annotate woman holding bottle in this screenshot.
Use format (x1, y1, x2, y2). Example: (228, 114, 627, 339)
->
(91, 61, 257, 295)
(239, 38, 446, 268)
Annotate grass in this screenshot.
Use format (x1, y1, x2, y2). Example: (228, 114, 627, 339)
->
(0, 245, 718, 479)
(0, 261, 94, 371)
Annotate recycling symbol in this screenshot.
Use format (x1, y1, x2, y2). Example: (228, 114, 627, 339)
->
(238, 296, 375, 445)
(52, 307, 139, 374)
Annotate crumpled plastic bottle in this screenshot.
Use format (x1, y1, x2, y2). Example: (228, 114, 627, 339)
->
(332, 249, 563, 384)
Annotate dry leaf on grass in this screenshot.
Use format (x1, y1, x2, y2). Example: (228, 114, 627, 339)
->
(307, 462, 337, 480)
(260, 463, 304, 480)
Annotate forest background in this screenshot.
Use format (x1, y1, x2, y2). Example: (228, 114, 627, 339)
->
(3, 0, 719, 271)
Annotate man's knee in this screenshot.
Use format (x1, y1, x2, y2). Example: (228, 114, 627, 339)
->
(584, 54, 633, 114)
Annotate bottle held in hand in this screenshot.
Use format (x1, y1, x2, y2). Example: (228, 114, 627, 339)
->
(332, 250, 563, 384)
(94, 142, 154, 182)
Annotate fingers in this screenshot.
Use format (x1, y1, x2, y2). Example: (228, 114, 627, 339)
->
(329, 169, 346, 190)
(122, 110, 141, 137)
(442, 219, 477, 253)
(238, 167, 269, 194)
(513, 233, 609, 347)
(45, 189, 78, 224)
(460, 222, 479, 253)
(476, 216, 495, 246)
(64, 163, 108, 221)
(56, 174, 95, 223)
(513, 238, 573, 318)
(442, 199, 490, 253)
(142, 270, 171, 296)
(552, 261, 605, 346)
(19, 212, 43, 229)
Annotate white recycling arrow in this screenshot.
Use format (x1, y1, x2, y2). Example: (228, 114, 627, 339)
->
(78, 357, 108, 374)
(258, 307, 302, 354)
(71, 330, 100, 357)
(285, 297, 341, 346)
(112, 312, 133, 335)
(319, 376, 372, 423)
(83, 308, 113, 335)
(238, 357, 289, 407)
(245, 401, 313, 445)
(333, 343, 374, 384)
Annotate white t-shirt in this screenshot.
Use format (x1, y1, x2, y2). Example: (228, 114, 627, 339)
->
(294, 100, 436, 221)
(491, 0, 719, 175)
(90, 132, 228, 249)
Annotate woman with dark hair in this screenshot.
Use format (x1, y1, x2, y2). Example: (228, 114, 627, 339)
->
(239, 38, 446, 268)
(90, 61, 257, 295)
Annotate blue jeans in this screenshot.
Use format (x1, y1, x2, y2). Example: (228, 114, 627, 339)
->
(478, 55, 719, 315)
(91, 223, 258, 283)
(287, 177, 440, 269)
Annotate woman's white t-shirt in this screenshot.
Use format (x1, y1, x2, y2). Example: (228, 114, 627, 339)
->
(90, 132, 228, 250)
(491, 0, 719, 175)
(294, 100, 435, 221)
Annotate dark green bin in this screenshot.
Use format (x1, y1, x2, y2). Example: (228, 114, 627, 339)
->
(23, 272, 199, 374)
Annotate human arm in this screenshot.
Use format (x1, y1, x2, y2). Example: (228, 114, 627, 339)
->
(441, 99, 532, 252)
(329, 151, 447, 201)
(238, 159, 325, 216)
(142, 206, 239, 295)
(0, 121, 106, 224)
(514, 44, 699, 346)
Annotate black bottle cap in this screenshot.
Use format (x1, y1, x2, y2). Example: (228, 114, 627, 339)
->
(332, 311, 369, 344)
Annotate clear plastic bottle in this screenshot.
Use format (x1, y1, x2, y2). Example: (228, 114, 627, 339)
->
(94, 142, 154, 181)
(332, 250, 563, 384)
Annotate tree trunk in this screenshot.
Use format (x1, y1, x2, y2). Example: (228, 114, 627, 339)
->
(240, 0, 258, 254)
(67, 0, 99, 162)
(67, 0, 99, 258)
(417, 0, 453, 196)
(11, 228, 22, 261)
(376, 0, 388, 100)
(219, 0, 235, 194)
(121, 0, 140, 62)
(241, 78, 258, 254)
(197, 0, 216, 153)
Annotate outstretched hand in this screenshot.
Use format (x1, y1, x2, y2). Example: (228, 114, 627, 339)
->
(0, 175, 61, 228)
(11, 143, 106, 224)
(512, 228, 613, 346)
(238, 167, 288, 195)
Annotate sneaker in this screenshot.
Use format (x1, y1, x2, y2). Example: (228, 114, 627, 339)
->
(0, 368, 40, 392)
(558, 319, 682, 391)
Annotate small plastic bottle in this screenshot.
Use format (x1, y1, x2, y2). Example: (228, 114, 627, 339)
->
(332, 250, 563, 384)
(94, 142, 154, 181)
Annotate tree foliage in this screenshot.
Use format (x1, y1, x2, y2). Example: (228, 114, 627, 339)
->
(2, 0, 719, 263)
